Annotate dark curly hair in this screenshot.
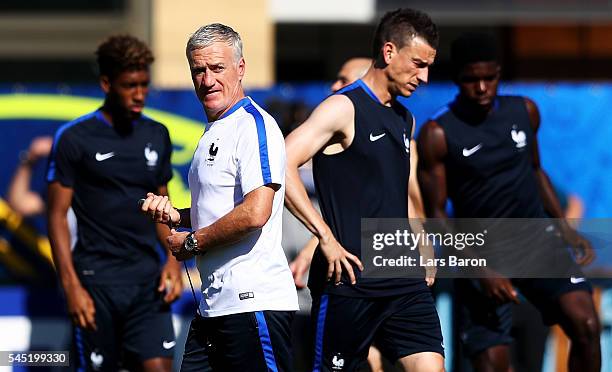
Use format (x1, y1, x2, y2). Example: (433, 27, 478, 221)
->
(96, 34, 154, 79)
(372, 8, 439, 59)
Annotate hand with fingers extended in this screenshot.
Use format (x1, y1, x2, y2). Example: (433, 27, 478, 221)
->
(479, 276, 519, 304)
(319, 234, 363, 285)
(65, 283, 96, 331)
(140, 192, 180, 225)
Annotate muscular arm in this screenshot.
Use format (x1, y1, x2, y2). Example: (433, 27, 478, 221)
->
(408, 126, 434, 285)
(284, 94, 354, 239)
(525, 98, 594, 265)
(525, 98, 565, 218)
(417, 120, 449, 219)
(284, 94, 362, 283)
(409, 137, 425, 219)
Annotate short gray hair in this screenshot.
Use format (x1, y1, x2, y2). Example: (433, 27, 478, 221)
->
(186, 23, 243, 63)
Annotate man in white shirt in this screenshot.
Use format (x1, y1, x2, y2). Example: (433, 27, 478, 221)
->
(142, 23, 299, 372)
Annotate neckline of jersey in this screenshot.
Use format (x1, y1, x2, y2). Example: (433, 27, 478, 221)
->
(356, 79, 384, 105)
(218, 96, 251, 121)
(94, 108, 143, 127)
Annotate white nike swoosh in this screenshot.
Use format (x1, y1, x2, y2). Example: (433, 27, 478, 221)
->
(95, 152, 115, 161)
(462, 144, 483, 157)
(570, 277, 586, 284)
(162, 341, 176, 349)
(370, 133, 386, 142)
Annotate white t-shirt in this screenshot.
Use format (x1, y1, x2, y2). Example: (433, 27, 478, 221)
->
(188, 97, 299, 317)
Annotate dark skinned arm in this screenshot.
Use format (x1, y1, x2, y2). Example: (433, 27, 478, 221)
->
(48, 182, 97, 330)
(524, 98, 594, 265)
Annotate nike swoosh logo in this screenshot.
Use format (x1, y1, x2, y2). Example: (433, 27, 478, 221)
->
(570, 277, 586, 284)
(370, 133, 386, 142)
(162, 341, 176, 349)
(462, 144, 482, 157)
(95, 152, 115, 161)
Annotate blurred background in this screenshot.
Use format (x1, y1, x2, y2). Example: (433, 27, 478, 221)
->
(1, 0, 612, 371)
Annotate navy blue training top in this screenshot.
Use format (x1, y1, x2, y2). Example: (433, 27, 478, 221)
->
(309, 80, 428, 297)
(47, 110, 173, 284)
(433, 95, 546, 218)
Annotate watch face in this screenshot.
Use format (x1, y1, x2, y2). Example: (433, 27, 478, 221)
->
(184, 234, 195, 252)
(185, 233, 198, 252)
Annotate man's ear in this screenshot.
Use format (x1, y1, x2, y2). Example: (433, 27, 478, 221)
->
(382, 42, 396, 65)
(99, 75, 111, 94)
(237, 57, 246, 80)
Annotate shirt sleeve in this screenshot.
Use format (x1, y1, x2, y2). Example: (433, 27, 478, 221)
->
(157, 125, 173, 186)
(46, 129, 81, 187)
(235, 109, 285, 197)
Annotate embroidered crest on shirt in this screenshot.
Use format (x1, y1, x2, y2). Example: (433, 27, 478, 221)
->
(403, 130, 411, 154)
(144, 143, 158, 167)
(206, 141, 219, 166)
(511, 125, 527, 149)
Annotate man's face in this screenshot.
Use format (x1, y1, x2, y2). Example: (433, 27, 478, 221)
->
(456, 61, 500, 107)
(330, 58, 371, 93)
(188, 43, 245, 119)
(385, 36, 436, 97)
(102, 69, 150, 120)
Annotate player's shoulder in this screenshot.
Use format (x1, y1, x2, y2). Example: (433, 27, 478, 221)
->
(497, 94, 529, 107)
(420, 118, 446, 138)
(234, 98, 284, 139)
(54, 110, 99, 143)
(312, 92, 355, 122)
(139, 115, 169, 133)
(430, 104, 452, 122)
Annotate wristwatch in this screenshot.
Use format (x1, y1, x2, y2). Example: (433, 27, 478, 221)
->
(183, 231, 199, 254)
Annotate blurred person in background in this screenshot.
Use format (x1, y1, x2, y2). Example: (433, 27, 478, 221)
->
(417, 32, 600, 372)
(9, 136, 53, 217)
(141, 23, 299, 371)
(329, 57, 372, 93)
(9, 136, 78, 248)
(285, 8, 444, 371)
(47, 34, 181, 372)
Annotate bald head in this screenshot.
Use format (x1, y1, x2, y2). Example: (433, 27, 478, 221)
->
(331, 57, 372, 92)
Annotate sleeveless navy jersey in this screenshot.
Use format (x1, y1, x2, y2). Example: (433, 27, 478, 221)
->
(47, 110, 173, 284)
(310, 80, 427, 297)
(434, 95, 546, 218)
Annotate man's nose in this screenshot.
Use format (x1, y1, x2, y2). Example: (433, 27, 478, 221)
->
(203, 72, 216, 88)
(134, 86, 146, 101)
(417, 68, 429, 84)
(476, 80, 486, 93)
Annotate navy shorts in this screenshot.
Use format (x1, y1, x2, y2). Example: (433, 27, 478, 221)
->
(180, 311, 295, 372)
(311, 290, 444, 371)
(72, 279, 175, 371)
(457, 276, 592, 357)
